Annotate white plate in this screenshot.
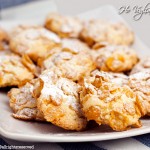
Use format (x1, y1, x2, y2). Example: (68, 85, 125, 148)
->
(0, 6, 150, 142)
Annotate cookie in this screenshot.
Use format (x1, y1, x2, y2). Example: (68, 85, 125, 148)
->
(80, 70, 141, 131)
(92, 45, 138, 72)
(45, 13, 83, 38)
(40, 45, 95, 81)
(8, 79, 45, 121)
(80, 20, 134, 47)
(9, 26, 61, 62)
(129, 71, 150, 116)
(35, 68, 87, 131)
(0, 51, 34, 87)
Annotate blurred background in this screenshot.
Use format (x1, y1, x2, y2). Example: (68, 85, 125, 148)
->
(0, 0, 150, 48)
(0, 0, 33, 8)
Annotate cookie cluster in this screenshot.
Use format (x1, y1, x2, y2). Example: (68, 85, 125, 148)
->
(0, 13, 149, 131)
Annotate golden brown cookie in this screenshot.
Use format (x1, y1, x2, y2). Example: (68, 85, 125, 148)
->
(8, 79, 45, 121)
(92, 45, 138, 72)
(35, 68, 87, 131)
(0, 51, 34, 87)
(129, 71, 150, 116)
(80, 20, 134, 47)
(40, 45, 95, 81)
(9, 26, 61, 62)
(130, 57, 150, 74)
(45, 13, 83, 38)
(80, 70, 141, 131)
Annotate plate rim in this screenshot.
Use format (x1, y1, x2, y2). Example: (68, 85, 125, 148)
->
(1, 124, 150, 142)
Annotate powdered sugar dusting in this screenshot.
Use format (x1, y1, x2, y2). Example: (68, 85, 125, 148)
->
(23, 28, 61, 43)
(9, 81, 45, 121)
(15, 83, 35, 108)
(0, 51, 20, 64)
(39, 69, 80, 110)
(62, 39, 89, 53)
(130, 71, 150, 80)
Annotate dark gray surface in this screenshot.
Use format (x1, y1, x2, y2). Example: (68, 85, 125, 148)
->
(0, 0, 37, 9)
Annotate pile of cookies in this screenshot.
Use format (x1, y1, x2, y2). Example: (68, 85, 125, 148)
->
(0, 13, 149, 131)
